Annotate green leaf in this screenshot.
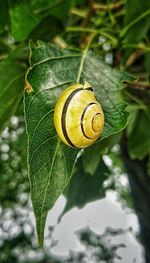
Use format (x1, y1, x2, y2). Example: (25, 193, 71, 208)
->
(47, 0, 71, 22)
(121, 0, 150, 42)
(83, 133, 122, 175)
(83, 51, 135, 139)
(82, 142, 102, 175)
(9, 0, 69, 42)
(31, 0, 71, 21)
(0, 0, 9, 33)
(126, 105, 139, 137)
(24, 41, 135, 246)
(0, 49, 26, 130)
(29, 15, 63, 42)
(9, 0, 40, 41)
(60, 157, 111, 219)
(127, 110, 150, 160)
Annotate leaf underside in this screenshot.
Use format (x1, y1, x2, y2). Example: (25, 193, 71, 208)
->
(24, 41, 135, 246)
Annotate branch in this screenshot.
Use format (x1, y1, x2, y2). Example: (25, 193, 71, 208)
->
(125, 49, 144, 67)
(81, 0, 95, 27)
(80, 0, 123, 46)
(129, 81, 150, 90)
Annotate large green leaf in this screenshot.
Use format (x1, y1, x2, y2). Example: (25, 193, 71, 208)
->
(24, 41, 135, 246)
(9, 0, 40, 41)
(121, 0, 150, 42)
(0, 49, 26, 130)
(8, 0, 71, 42)
(29, 15, 63, 42)
(31, 0, 71, 21)
(127, 110, 150, 160)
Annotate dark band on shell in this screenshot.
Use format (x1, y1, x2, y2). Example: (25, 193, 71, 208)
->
(81, 102, 97, 139)
(61, 88, 82, 147)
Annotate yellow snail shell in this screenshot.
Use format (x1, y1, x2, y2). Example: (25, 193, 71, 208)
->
(54, 81, 104, 148)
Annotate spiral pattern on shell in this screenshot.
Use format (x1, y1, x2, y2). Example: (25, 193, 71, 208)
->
(54, 82, 104, 148)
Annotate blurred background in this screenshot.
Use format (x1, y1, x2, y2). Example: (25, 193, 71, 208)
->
(0, 117, 144, 262)
(0, 0, 150, 262)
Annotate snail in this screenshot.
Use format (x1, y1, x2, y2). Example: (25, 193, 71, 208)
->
(54, 81, 104, 148)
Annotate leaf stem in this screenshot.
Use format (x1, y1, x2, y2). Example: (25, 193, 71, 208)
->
(76, 32, 97, 83)
(123, 43, 150, 52)
(66, 26, 96, 33)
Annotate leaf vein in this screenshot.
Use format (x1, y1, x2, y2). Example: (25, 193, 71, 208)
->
(29, 109, 54, 148)
(31, 54, 81, 69)
(30, 137, 50, 163)
(26, 80, 72, 115)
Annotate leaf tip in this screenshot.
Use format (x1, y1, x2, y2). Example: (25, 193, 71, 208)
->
(38, 237, 44, 248)
(36, 224, 44, 248)
(35, 212, 48, 248)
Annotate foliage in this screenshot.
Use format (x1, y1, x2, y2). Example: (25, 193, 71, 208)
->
(0, 47, 27, 129)
(0, 0, 150, 250)
(24, 41, 134, 245)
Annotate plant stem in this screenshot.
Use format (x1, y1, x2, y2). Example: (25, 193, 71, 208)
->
(125, 49, 144, 67)
(81, 0, 124, 27)
(79, 0, 94, 28)
(123, 43, 150, 52)
(77, 32, 97, 83)
(66, 27, 117, 45)
(70, 8, 87, 18)
(66, 27, 96, 33)
(129, 81, 150, 89)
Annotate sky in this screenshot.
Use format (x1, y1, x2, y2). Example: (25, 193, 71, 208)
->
(29, 190, 144, 263)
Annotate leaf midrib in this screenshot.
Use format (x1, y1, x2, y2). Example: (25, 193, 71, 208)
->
(39, 139, 60, 241)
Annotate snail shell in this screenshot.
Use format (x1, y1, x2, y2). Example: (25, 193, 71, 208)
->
(54, 81, 104, 148)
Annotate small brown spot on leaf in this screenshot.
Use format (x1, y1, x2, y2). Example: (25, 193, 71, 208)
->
(25, 80, 33, 93)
